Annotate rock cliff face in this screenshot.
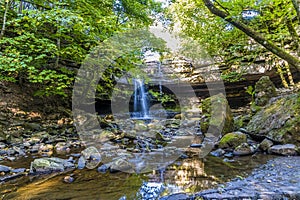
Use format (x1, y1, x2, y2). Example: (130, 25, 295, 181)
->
(254, 76, 277, 106)
(200, 93, 234, 134)
(247, 92, 300, 145)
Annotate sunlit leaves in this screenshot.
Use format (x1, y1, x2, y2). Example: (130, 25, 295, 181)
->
(169, 0, 299, 72)
(0, 0, 164, 97)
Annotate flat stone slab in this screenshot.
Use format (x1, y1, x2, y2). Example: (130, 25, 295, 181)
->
(161, 156, 300, 200)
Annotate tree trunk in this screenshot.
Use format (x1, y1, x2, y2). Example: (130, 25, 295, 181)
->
(202, 0, 300, 72)
(0, 0, 9, 39)
(285, 61, 295, 86)
(276, 63, 289, 88)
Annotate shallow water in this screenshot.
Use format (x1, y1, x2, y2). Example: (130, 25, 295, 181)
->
(0, 154, 276, 200)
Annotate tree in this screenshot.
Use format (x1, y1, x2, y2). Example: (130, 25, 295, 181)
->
(0, 0, 163, 96)
(202, 0, 300, 72)
(170, 0, 300, 75)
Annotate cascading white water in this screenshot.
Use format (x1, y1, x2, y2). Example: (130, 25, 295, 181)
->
(133, 79, 149, 119)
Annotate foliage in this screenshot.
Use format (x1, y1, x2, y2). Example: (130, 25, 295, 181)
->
(221, 71, 246, 82)
(169, 0, 300, 74)
(245, 85, 255, 103)
(0, 0, 164, 97)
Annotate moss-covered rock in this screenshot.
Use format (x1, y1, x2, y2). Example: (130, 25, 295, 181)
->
(254, 76, 277, 106)
(234, 114, 251, 130)
(247, 92, 300, 146)
(30, 157, 75, 174)
(200, 93, 234, 135)
(268, 144, 298, 156)
(233, 143, 256, 156)
(259, 138, 273, 152)
(219, 132, 247, 149)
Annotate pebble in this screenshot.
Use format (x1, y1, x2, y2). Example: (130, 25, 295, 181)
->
(210, 149, 225, 157)
(97, 164, 109, 173)
(77, 156, 86, 169)
(63, 175, 74, 183)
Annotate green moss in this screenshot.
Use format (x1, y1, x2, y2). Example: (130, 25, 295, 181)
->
(219, 132, 247, 149)
(247, 93, 300, 145)
(200, 93, 234, 135)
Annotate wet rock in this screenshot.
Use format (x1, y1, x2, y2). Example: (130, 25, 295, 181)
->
(0, 142, 6, 149)
(30, 157, 75, 174)
(63, 175, 74, 183)
(247, 93, 300, 146)
(0, 172, 26, 182)
(11, 168, 26, 173)
(0, 165, 11, 173)
(110, 158, 132, 173)
(97, 164, 109, 173)
(135, 121, 148, 131)
(268, 144, 298, 156)
(174, 114, 182, 119)
(160, 193, 190, 200)
(137, 182, 165, 200)
(210, 149, 225, 157)
(233, 143, 256, 156)
(6, 148, 16, 155)
(30, 144, 40, 153)
(6, 156, 16, 161)
(13, 146, 26, 156)
(81, 147, 101, 169)
(190, 144, 202, 148)
(254, 76, 277, 106)
(38, 144, 54, 156)
(55, 142, 70, 155)
(200, 93, 234, 135)
(218, 132, 247, 149)
(0, 149, 7, 155)
(148, 121, 163, 130)
(77, 156, 86, 169)
(70, 153, 81, 158)
(259, 138, 274, 152)
(224, 152, 234, 158)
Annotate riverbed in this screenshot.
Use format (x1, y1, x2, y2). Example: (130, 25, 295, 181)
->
(0, 153, 276, 199)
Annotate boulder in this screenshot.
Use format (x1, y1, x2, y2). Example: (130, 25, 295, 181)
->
(200, 93, 234, 135)
(219, 132, 247, 149)
(254, 76, 277, 106)
(30, 157, 75, 174)
(109, 158, 132, 173)
(247, 93, 300, 146)
(259, 138, 274, 152)
(268, 144, 298, 156)
(233, 143, 256, 156)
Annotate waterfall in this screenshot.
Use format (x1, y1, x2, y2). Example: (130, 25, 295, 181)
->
(132, 79, 150, 119)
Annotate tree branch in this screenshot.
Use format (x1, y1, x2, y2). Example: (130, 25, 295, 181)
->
(202, 0, 300, 72)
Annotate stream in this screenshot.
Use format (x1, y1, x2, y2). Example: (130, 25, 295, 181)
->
(0, 153, 276, 199)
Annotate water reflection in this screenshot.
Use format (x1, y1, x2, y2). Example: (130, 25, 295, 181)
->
(1, 155, 275, 199)
(146, 157, 218, 196)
